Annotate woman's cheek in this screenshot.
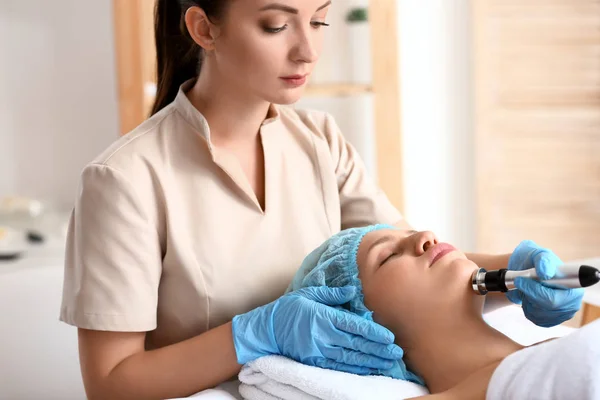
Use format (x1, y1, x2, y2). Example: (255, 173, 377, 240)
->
(364, 279, 396, 321)
(370, 295, 399, 330)
(362, 283, 379, 313)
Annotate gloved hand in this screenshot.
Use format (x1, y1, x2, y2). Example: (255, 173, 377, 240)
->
(507, 240, 584, 327)
(232, 286, 403, 375)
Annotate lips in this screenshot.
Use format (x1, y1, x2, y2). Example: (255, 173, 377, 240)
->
(280, 74, 308, 87)
(428, 243, 457, 267)
(281, 74, 306, 79)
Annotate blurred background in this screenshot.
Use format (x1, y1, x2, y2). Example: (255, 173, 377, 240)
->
(1, 0, 599, 398)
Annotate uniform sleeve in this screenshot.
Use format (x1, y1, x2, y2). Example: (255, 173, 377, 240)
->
(323, 113, 403, 229)
(60, 163, 162, 332)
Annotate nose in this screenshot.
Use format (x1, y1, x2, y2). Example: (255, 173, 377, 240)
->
(291, 28, 319, 64)
(413, 231, 438, 255)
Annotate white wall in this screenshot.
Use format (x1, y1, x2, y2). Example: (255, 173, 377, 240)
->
(398, 0, 476, 251)
(0, 0, 120, 210)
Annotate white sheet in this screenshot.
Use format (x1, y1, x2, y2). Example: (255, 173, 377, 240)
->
(483, 304, 576, 345)
(487, 319, 600, 400)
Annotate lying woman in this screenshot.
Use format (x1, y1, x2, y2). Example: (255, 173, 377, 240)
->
(286, 224, 600, 399)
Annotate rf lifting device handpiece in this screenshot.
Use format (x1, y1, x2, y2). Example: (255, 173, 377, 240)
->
(472, 264, 600, 295)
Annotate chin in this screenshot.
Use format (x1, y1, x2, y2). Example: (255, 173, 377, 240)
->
(266, 89, 305, 105)
(450, 256, 479, 274)
(438, 258, 480, 292)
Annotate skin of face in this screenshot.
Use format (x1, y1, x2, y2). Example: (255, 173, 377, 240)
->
(356, 229, 484, 347)
(199, 0, 331, 105)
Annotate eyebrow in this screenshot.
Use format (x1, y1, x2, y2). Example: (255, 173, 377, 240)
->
(367, 235, 394, 255)
(259, 1, 332, 14)
(367, 230, 417, 255)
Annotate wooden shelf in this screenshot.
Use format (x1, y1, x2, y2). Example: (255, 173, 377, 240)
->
(304, 83, 373, 97)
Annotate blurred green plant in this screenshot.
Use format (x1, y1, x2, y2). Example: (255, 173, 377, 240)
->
(346, 7, 368, 23)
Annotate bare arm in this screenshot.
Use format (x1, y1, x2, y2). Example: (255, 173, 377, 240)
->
(79, 322, 241, 400)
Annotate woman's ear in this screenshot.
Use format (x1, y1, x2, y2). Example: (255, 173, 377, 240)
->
(184, 7, 220, 51)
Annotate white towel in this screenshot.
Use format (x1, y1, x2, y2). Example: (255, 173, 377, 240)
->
(238, 355, 429, 400)
(169, 381, 243, 400)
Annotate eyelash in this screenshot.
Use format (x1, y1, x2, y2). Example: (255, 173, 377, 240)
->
(378, 232, 417, 267)
(264, 22, 330, 34)
(312, 21, 330, 28)
(380, 251, 401, 266)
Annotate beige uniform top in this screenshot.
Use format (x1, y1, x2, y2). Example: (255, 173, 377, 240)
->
(60, 80, 401, 350)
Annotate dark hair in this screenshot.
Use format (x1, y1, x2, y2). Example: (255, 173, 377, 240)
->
(151, 0, 227, 116)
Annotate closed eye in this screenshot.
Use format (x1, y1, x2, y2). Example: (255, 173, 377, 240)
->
(380, 251, 402, 266)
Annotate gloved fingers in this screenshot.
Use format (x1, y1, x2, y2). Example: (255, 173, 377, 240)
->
(514, 240, 539, 256)
(521, 300, 577, 328)
(336, 333, 403, 361)
(514, 277, 555, 307)
(329, 310, 395, 345)
(509, 240, 538, 270)
(295, 286, 356, 306)
(314, 359, 373, 375)
(509, 240, 545, 272)
(321, 346, 395, 370)
(532, 250, 563, 280)
(505, 289, 523, 305)
(514, 277, 584, 311)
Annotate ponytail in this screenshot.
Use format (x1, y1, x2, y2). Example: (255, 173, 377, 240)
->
(151, 0, 200, 116)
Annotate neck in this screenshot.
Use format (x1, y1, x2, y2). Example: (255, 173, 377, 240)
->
(187, 60, 272, 146)
(397, 313, 523, 393)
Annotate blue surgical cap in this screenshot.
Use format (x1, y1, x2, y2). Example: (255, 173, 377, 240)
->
(286, 224, 425, 386)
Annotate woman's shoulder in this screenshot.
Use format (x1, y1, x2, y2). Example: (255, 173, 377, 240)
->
(87, 102, 208, 184)
(91, 105, 177, 167)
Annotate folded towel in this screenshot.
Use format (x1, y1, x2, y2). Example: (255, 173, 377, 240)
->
(238, 355, 429, 400)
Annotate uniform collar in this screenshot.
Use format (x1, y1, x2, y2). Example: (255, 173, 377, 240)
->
(173, 79, 282, 148)
(173, 79, 212, 143)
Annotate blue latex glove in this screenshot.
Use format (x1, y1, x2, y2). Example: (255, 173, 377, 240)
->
(507, 240, 584, 328)
(232, 286, 403, 375)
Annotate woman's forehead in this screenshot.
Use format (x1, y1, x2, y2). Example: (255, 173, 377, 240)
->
(357, 229, 395, 260)
(232, 0, 332, 14)
(364, 229, 417, 243)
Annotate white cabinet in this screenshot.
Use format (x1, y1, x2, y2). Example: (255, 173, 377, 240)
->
(0, 244, 85, 399)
